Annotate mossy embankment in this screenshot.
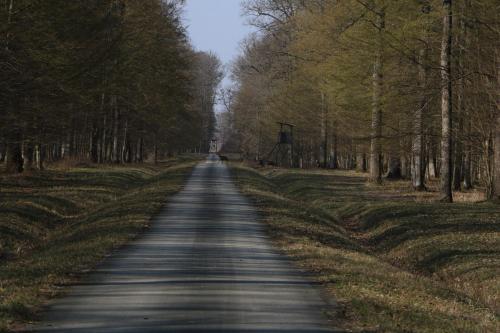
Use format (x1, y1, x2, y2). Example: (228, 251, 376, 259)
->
(230, 164, 500, 333)
(0, 156, 201, 332)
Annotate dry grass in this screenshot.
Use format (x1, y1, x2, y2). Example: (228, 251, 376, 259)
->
(0, 155, 201, 332)
(230, 163, 500, 332)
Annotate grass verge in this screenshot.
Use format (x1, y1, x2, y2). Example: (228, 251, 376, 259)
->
(230, 164, 500, 333)
(0, 156, 201, 332)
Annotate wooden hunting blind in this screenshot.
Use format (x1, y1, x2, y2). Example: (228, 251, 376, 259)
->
(278, 122, 294, 144)
(262, 122, 295, 167)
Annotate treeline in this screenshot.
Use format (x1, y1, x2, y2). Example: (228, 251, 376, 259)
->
(0, 0, 222, 173)
(223, 0, 499, 202)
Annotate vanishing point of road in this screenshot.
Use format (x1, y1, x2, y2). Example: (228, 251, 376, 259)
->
(30, 155, 337, 332)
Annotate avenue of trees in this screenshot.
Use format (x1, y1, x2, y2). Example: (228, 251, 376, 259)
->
(222, 0, 500, 202)
(0, 0, 222, 172)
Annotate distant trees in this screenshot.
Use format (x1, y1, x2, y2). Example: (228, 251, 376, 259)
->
(223, 0, 500, 201)
(191, 52, 224, 153)
(0, 0, 220, 172)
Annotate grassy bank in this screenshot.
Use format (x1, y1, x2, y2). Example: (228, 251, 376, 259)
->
(0, 156, 201, 332)
(230, 164, 500, 332)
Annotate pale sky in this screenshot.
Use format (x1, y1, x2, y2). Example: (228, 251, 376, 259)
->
(184, 0, 254, 86)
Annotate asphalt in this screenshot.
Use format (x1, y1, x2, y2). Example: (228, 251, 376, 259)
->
(29, 155, 337, 333)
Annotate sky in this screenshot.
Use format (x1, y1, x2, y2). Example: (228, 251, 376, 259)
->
(183, 0, 254, 87)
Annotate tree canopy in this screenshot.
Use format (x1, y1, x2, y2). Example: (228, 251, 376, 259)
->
(222, 0, 499, 201)
(0, 0, 222, 171)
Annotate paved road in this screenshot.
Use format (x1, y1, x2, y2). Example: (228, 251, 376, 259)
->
(30, 155, 337, 332)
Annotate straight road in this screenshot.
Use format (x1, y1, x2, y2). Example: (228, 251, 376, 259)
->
(30, 155, 337, 332)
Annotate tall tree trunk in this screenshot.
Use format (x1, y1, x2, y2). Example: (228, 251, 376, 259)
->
(69, 128, 76, 158)
(136, 137, 144, 163)
(494, 51, 500, 199)
(121, 118, 128, 163)
(401, 154, 409, 179)
(35, 143, 44, 171)
(331, 132, 338, 169)
(370, 8, 385, 183)
(413, 44, 428, 190)
(98, 93, 106, 163)
(427, 133, 438, 178)
(453, 110, 464, 191)
(111, 97, 119, 163)
(440, 0, 453, 202)
(90, 126, 99, 163)
(453, 5, 468, 192)
(321, 92, 328, 168)
(329, 120, 339, 169)
(463, 128, 473, 189)
(154, 136, 158, 165)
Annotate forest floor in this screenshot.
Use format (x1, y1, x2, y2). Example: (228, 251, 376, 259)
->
(230, 163, 500, 333)
(0, 155, 201, 332)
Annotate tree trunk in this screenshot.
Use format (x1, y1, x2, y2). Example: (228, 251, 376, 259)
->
(321, 92, 328, 168)
(23, 141, 35, 171)
(463, 137, 473, 189)
(401, 154, 409, 179)
(440, 0, 453, 202)
(331, 130, 338, 169)
(69, 128, 76, 158)
(453, 7, 468, 192)
(0, 143, 6, 163)
(427, 134, 438, 179)
(111, 96, 119, 163)
(35, 144, 44, 170)
(387, 154, 401, 179)
(121, 118, 128, 163)
(370, 8, 385, 183)
(495, 131, 500, 199)
(125, 138, 132, 163)
(413, 45, 428, 190)
(136, 137, 144, 163)
(101, 114, 107, 163)
(154, 138, 158, 165)
(356, 149, 366, 172)
(494, 51, 500, 199)
(462, 1, 473, 190)
(6, 135, 23, 173)
(90, 126, 99, 163)
(453, 117, 464, 191)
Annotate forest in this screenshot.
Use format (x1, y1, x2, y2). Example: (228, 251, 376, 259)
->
(0, 0, 222, 173)
(0, 1, 499, 332)
(221, 0, 500, 203)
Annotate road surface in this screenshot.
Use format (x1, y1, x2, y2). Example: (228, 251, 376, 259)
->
(30, 155, 337, 332)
